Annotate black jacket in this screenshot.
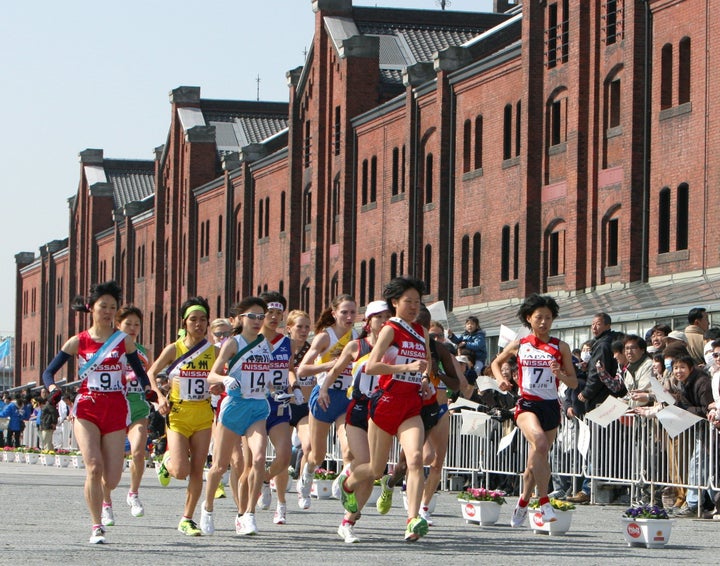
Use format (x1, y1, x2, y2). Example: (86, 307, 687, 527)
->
(580, 329, 621, 411)
(677, 368, 713, 417)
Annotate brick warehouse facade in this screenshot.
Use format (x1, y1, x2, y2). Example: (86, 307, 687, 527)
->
(13, 0, 720, 387)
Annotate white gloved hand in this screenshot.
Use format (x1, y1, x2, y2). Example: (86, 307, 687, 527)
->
(273, 391, 293, 403)
(293, 388, 304, 404)
(223, 376, 239, 391)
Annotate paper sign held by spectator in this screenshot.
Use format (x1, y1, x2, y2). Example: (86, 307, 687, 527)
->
(576, 418, 590, 459)
(497, 427, 516, 453)
(460, 411, 490, 437)
(476, 375, 505, 394)
(648, 375, 676, 406)
(498, 325, 517, 348)
(585, 395, 629, 428)
(426, 301, 448, 326)
(448, 397, 481, 412)
(656, 404, 703, 438)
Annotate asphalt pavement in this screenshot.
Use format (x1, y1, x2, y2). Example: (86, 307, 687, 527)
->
(0, 462, 716, 565)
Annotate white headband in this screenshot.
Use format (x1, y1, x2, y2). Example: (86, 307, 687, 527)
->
(267, 301, 285, 312)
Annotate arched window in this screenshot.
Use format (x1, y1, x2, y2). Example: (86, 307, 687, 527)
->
(302, 186, 312, 252)
(390, 252, 398, 280)
(424, 245, 432, 294)
(503, 104, 513, 160)
(658, 187, 671, 253)
(472, 232, 481, 287)
(280, 191, 286, 232)
(474, 115, 483, 169)
(660, 44, 673, 110)
(676, 183, 689, 250)
(678, 37, 691, 105)
(425, 154, 433, 204)
(369, 258, 376, 301)
(462, 120, 472, 173)
(392, 147, 400, 195)
(359, 261, 367, 306)
(361, 159, 369, 205)
(501, 225, 511, 282)
(370, 156, 377, 203)
(461, 235, 470, 288)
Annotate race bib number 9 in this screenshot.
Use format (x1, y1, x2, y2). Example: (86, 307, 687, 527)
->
(87, 371, 124, 392)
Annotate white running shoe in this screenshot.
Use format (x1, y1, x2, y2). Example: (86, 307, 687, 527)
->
(273, 504, 287, 525)
(259, 482, 272, 510)
(237, 513, 258, 536)
(298, 464, 314, 499)
(101, 505, 115, 527)
(419, 505, 433, 526)
(510, 503, 528, 528)
(126, 492, 144, 517)
(337, 522, 360, 543)
(200, 505, 215, 535)
(332, 466, 350, 500)
(540, 502, 557, 523)
(298, 495, 311, 510)
(89, 526, 106, 544)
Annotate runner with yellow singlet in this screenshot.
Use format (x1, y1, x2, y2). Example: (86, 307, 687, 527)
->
(147, 297, 219, 537)
(296, 294, 358, 510)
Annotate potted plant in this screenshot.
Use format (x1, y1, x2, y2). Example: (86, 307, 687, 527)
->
(621, 504, 673, 548)
(24, 446, 41, 464)
(529, 498, 576, 535)
(40, 449, 55, 467)
(55, 448, 71, 467)
(457, 487, 507, 526)
(2, 446, 16, 463)
(14, 447, 27, 463)
(311, 468, 338, 499)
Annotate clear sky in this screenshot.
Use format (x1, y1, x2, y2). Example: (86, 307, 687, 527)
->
(0, 0, 494, 336)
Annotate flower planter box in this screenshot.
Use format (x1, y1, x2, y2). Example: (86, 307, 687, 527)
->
(2, 451, 13, 463)
(25, 453, 40, 465)
(40, 454, 55, 467)
(530, 509, 574, 535)
(311, 479, 334, 499)
(14, 452, 25, 463)
(621, 518, 673, 548)
(71, 455, 85, 469)
(55, 454, 71, 468)
(459, 500, 503, 526)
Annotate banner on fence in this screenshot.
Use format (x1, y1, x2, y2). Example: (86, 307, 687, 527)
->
(648, 375, 676, 405)
(460, 411, 490, 436)
(497, 427, 516, 453)
(577, 417, 590, 459)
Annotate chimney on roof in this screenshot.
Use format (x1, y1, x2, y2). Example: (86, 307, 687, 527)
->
(494, 0, 518, 13)
(312, 0, 351, 16)
(79, 149, 104, 165)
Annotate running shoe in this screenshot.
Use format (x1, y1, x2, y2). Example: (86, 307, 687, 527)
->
(376, 475, 394, 515)
(126, 492, 144, 518)
(298, 494, 311, 510)
(236, 513, 258, 536)
(89, 526, 106, 544)
(298, 464, 313, 499)
(273, 504, 287, 525)
(259, 482, 272, 510)
(101, 505, 115, 527)
(419, 505, 433, 526)
(404, 516, 429, 542)
(157, 452, 171, 487)
(510, 503, 528, 528)
(540, 502, 557, 523)
(337, 521, 360, 543)
(336, 468, 357, 513)
(214, 482, 226, 499)
(200, 505, 215, 535)
(178, 518, 202, 536)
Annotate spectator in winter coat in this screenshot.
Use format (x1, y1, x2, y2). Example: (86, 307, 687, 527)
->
(448, 316, 487, 373)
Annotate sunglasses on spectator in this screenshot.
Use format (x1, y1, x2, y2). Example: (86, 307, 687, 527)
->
(213, 331, 231, 338)
(240, 313, 266, 320)
(713, 352, 720, 359)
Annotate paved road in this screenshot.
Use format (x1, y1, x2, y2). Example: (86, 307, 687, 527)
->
(0, 462, 715, 565)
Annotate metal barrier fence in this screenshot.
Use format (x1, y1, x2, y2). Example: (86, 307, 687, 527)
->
(20, 411, 719, 513)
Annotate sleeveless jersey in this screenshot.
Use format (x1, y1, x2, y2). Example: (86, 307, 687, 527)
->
(516, 335, 562, 401)
(76, 331, 127, 394)
(350, 338, 378, 398)
(168, 339, 216, 403)
(125, 344, 149, 394)
(267, 334, 293, 393)
(316, 327, 357, 390)
(226, 335, 273, 400)
(378, 318, 427, 395)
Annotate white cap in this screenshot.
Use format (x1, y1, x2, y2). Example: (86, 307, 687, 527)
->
(456, 355, 471, 366)
(364, 300, 389, 319)
(667, 331, 688, 343)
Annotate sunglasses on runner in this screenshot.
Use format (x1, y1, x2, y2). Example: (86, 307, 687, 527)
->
(240, 313, 266, 320)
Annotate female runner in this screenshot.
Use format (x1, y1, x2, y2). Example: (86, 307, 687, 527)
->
(296, 295, 358, 509)
(41, 281, 151, 544)
(286, 310, 312, 505)
(337, 277, 431, 542)
(328, 300, 390, 543)
(491, 293, 577, 527)
(147, 297, 218, 536)
(200, 296, 271, 536)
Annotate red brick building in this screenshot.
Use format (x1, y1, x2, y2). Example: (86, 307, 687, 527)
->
(14, 0, 720, 387)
